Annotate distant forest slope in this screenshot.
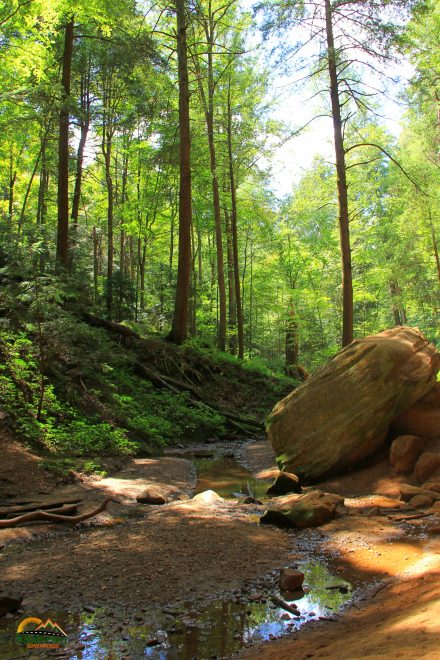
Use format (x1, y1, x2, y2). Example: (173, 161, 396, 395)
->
(0, 286, 297, 469)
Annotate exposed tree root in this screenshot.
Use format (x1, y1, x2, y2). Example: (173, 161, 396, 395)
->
(0, 498, 114, 528)
(0, 498, 82, 518)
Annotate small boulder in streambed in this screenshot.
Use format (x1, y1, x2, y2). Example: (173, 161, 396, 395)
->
(389, 435, 423, 474)
(409, 494, 433, 508)
(424, 471, 440, 493)
(192, 490, 224, 504)
(266, 471, 301, 496)
(136, 487, 168, 505)
(280, 568, 305, 591)
(414, 452, 440, 484)
(267, 327, 440, 482)
(260, 490, 344, 529)
(399, 483, 439, 503)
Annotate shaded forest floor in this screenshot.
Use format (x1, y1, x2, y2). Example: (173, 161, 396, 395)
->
(1, 433, 440, 658)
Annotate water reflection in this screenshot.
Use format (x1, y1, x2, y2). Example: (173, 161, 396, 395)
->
(59, 557, 358, 659)
(193, 457, 271, 500)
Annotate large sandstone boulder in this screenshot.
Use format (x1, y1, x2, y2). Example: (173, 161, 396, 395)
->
(268, 327, 440, 482)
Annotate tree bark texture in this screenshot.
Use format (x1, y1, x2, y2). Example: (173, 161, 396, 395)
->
(168, 0, 192, 344)
(56, 18, 74, 270)
(325, 0, 353, 347)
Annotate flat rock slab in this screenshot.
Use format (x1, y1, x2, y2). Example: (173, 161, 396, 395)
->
(268, 327, 440, 482)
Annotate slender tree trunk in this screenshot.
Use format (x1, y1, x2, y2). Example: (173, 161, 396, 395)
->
(196, 214, 203, 288)
(249, 241, 254, 354)
(120, 149, 129, 274)
(168, 0, 192, 344)
(102, 79, 115, 321)
(103, 136, 114, 320)
(18, 145, 42, 234)
(389, 280, 404, 326)
(194, 28, 227, 351)
(224, 209, 237, 354)
(285, 299, 299, 376)
(428, 208, 440, 285)
(138, 237, 147, 311)
(189, 221, 197, 336)
(71, 64, 91, 233)
(227, 81, 244, 358)
(207, 232, 215, 316)
(129, 235, 135, 282)
(37, 136, 49, 228)
(169, 203, 175, 282)
(56, 17, 74, 270)
(37, 136, 49, 273)
(8, 149, 16, 227)
(325, 0, 353, 346)
(93, 226, 99, 303)
(207, 118, 227, 351)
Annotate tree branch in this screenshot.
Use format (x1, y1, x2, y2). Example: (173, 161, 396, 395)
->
(344, 142, 428, 195)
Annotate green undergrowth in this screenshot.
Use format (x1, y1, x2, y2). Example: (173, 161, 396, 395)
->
(0, 279, 297, 462)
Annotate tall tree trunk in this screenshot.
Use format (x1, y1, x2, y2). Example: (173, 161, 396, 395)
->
(56, 17, 74, 270)
(120, 148, 129, 274)
(194, 28, 227, 351)
(37, 135, 49, 273)
(224, 209, 237, 354)
(70, 61, 91, 268)
(168, 0, 192, 344)
(103, 130, 114, 320)
(227, 80, 244, 358)
(71, 65, 90, 229)
(325, 0, 353, 347)
(101, 70, 115, 321)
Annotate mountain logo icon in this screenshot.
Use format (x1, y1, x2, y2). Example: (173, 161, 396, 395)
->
(16, 616, 68, 648)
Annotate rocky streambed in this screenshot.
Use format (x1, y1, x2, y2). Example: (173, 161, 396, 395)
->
(1, 438, 440, 659)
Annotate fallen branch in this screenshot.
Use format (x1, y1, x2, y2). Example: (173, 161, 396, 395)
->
(6, 503, 78, 519)
(135, 362, 264, 430)
(270, 595, 300, 616)
(134, 362, 181, 394)
(83, 313, 141, 340)
(0, 498, 113, 528)
(0, 498, 82, 518)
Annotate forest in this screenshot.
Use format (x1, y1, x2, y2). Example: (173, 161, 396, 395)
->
(1, 0, 438, 368)
(0, 1, 440, 658)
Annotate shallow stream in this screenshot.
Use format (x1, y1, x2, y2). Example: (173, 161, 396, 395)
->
(0, 448, 412, 659)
